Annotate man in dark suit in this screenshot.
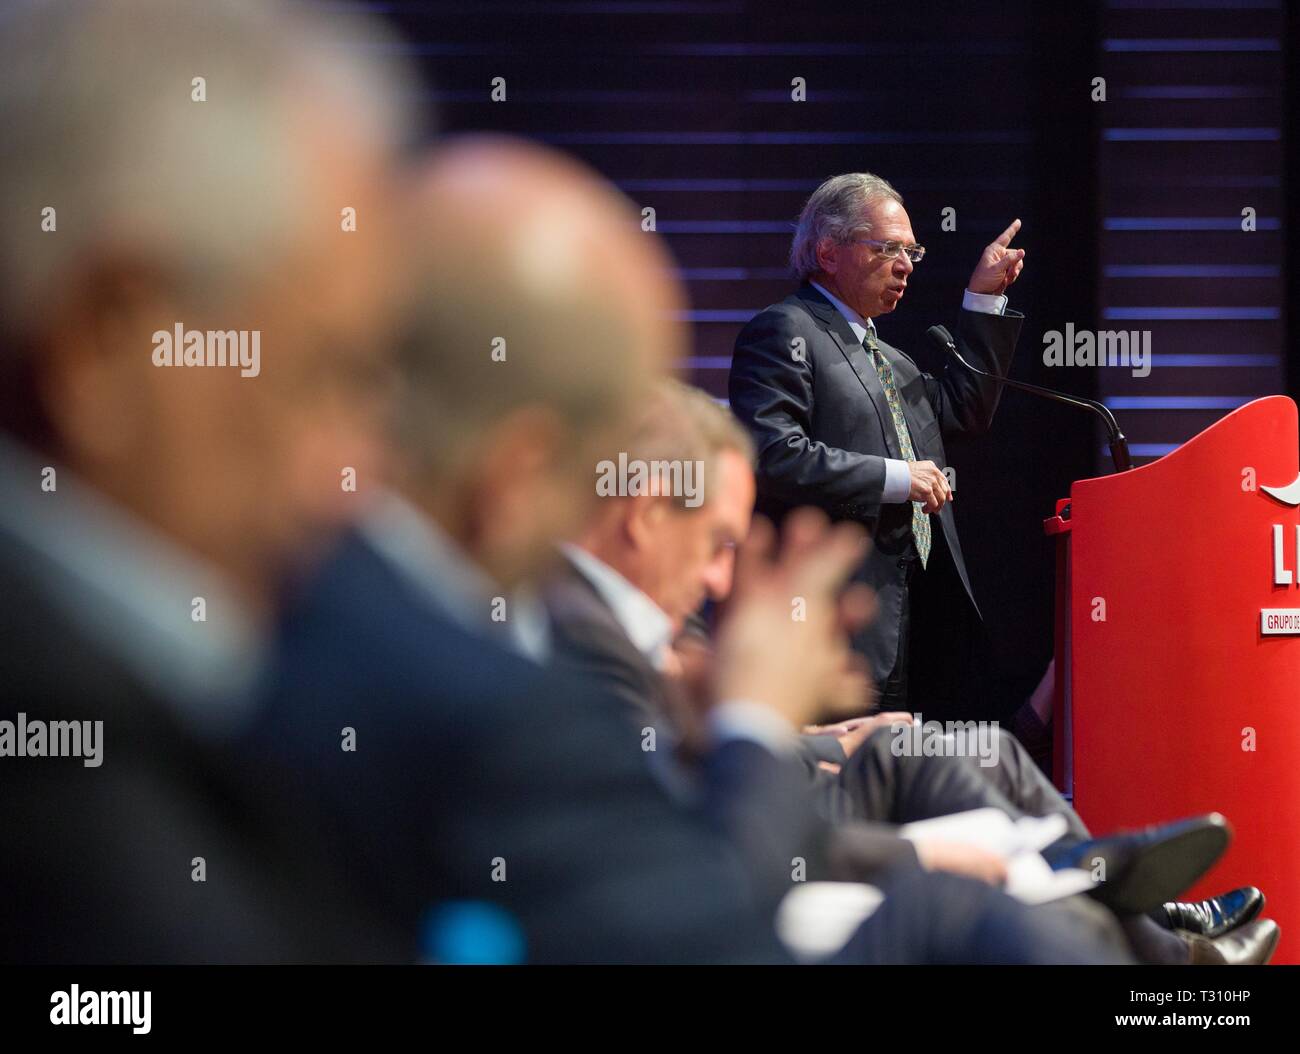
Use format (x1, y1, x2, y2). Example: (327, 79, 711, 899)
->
(0, 0, 416, 961)
(729, 172, 1025, 718)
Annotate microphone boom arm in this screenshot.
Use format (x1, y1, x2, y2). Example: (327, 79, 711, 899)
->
(928, 325, 1132, 473)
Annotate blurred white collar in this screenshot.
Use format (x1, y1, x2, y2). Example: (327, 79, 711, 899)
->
(810, 281, 876, 344)
(0, 433, 262, 736)
(561, 544, 673, 670)
(360, 489, 550, 663)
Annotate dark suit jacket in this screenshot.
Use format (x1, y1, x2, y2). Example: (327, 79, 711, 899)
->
(241, 532, 787, 963)
(543, 557, 832, 901)
(543, 556, 920, 894)
(0, 530, 377, 964)
(728, 285, 1022, 681)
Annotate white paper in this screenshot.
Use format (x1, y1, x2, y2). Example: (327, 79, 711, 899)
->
(898, 807, 1098, 905)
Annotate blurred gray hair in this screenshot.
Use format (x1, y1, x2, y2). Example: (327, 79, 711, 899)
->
(623, 381, 755, 509)
(788, 172, 903, 281)
(0, 0, 419, 343)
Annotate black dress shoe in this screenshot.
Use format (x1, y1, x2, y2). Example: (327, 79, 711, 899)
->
(1186, 919, 1280, 965)
(1157, 886, 1264, 939)
(1048, 813, 1231, 915)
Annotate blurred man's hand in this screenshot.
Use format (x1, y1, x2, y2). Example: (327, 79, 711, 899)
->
(712, 508, 873, 729)
(805, 711, 914, 759)
(915, 840, 1009, 886)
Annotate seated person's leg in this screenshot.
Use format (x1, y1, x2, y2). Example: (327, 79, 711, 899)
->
(831, 867, 1132, 965)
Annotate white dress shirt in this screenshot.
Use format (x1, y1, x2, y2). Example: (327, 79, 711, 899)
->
(360, 489, 552, 663)
(562, 543, 674, 670)
(809, 281, 1007, 504)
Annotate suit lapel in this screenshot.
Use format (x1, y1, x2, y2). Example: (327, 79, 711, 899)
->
(545, 558, 710, 758)
(548, 560, 660, 682)
(796, 286, 902, 459)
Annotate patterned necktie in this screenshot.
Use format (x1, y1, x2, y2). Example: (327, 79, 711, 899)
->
(866, 334, 931, 567)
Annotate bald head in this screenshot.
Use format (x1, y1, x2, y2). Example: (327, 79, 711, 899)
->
(396, 136, 684, 477)
(392, 137, 687, 585)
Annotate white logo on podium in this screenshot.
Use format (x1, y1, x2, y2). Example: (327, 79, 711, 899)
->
(1261, 472, 1300, 506)
(1262, 475, 1300, 634)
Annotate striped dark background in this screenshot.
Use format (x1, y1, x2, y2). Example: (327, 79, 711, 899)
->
(332, 0, 1294, 694)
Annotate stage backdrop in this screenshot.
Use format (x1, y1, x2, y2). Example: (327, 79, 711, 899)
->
(360, 0, 1290, 714)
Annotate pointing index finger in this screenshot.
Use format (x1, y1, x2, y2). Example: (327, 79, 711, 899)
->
(994, 218, 1022, 247)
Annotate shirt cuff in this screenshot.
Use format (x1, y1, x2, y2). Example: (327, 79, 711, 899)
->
(962, 289, 1007, 315)
(710, 700, 799, 756)
(881, 457, 912, 503)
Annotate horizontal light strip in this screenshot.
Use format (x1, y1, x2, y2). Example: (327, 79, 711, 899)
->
(1149, 353, 1279, 366)
(1105, 396, 1256, 409)
(1119, 84, 1274, 98)
(1104, 264, 1279, 277)
(1103, 306, 1279, 319)
(1104, 217, 1280, 229)
(1103, 127, 1279, 140)
(1103, 37, 1280, 51)
(674, 310, 756, 322)
(1111, 175, 1279, 187)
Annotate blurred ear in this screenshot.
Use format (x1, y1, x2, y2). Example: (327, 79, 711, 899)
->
(469, 404, 572, 584)
(477, 403, 563, 514)
(625, 492, 670, 553)
(40, 257, 181, 469)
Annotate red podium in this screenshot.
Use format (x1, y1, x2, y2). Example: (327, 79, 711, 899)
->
(1046, 396, 1300, 964)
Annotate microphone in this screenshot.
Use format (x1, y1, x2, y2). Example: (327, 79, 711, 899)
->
(926, 324, 1132, 473)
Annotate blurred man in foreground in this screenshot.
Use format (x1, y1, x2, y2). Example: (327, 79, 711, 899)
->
(0, 0, 415, 961)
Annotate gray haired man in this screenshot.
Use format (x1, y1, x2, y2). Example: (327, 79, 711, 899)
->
(728, 172, 1026, 718)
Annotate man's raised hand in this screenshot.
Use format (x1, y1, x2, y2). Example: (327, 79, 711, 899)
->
(968, 218, 1025, 296)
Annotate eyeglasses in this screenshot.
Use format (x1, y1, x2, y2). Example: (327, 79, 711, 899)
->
(850, 238, 926, 263)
